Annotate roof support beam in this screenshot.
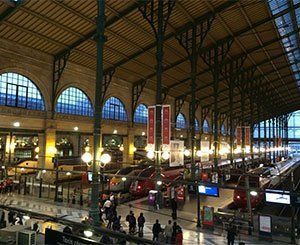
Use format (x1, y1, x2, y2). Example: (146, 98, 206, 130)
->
(55, 1, 146, 59)
(0, 0, 22, 22)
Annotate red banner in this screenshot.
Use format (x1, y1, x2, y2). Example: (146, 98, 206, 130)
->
(245, 126, 250, 146)
(162, 105, 171, 145)
(236, 126, 242, 146)
(147, 106, 156, 145)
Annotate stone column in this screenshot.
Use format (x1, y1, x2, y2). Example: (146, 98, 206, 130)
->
(38, 133, 45, 168)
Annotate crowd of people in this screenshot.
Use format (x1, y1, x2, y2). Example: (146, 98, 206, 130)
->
(96, 193, 183, 244)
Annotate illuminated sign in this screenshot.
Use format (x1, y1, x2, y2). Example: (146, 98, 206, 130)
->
(265, 189, 290, 205)
(198, 185, 219, 197)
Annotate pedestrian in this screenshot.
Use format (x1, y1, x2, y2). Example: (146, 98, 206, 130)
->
(103, 199, 112, 220)
(106, 211, 115, 229)
(8, 210, 14, 225)
(172, 221, 178, 243)
(227, 225, 236, 245)
(175, 224, 183, 245)
(164, 220, 173, 244)
(137, 213, 145, 236)
(33, 222, 39, 234)
(171, 198, 177, 220)
(152, 219, 162, 242)
(112, 215, 121, 231)
(126, 211, 136, 234)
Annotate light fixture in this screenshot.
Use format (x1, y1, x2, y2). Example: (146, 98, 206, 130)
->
(184, 149, 191, 157)
(113, 129, 117, 134)
(34, 147, 40, 153)
(1, 166, 5, 169)
(74, 126, 79, 131)
(250, 191, 258, 196)
(161, 151, 170, 160)
(122, 177, 127, 182)
(142, 132, 145, 136)
(83, 230, 93, 238)
(100, 153, 111, 165)
(196, 150, 202, 157)
(66, 172, 71, 176)
(180, 135, 183, 138)
(20, 168, 25, 172)
(119, 145, 124, 151)
(81, 152, 93, 163)
(13, 121, 20, 127)
(35, 155, 39, 159)
(42, 169, 46, 174)
(157, 180, 162, 186)
(48, 146, 57, 155)
(147, 150, 155, 159)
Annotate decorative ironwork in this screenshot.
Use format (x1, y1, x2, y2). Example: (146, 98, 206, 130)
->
(101, 68, 115, 105)
(175, 95, 186, 119)
(131, 80, 147, 122)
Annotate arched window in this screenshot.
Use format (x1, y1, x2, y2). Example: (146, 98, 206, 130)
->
(134, 104, 148, 124)
(0, 72, 45, 110)
(195, 118, 199, 131)
(56, 87, 93, 116)
(221, 124, 226, 135)
(103, 96, 127, 121)
(203, 119, 209, 133)
(176, 113, 186, 129)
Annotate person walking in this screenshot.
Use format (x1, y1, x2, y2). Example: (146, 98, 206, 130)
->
(8, 210, 14, 225)
(152, 219, 162, 242)
(137, 213, 145, 236)
(164, 220, 173, 244)
(171, 198, 177, 220)
(227, 225, 237, 245)
(175, 224, 183, 245)
(126, 211, 136, 235)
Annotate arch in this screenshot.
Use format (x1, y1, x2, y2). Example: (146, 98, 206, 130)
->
(176, 113, 187, 129)
(0, 72, 45, 110)
(55, 87, 93, 116)
(195, 118, 200, 131)
(203, 119, 210, 133)
(103, 96, 128, 121)
(134, 103, 148, 124)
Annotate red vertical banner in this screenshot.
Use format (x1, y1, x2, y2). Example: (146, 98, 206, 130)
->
(147, 106, 156, 146)
(162, 105, 171, 145)
(236, 126, 242, 146)
(245, 126, 251, 146)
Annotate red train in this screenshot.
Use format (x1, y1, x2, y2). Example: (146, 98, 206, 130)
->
(129, 166, 183, 196)
(233, 158, 296, 209)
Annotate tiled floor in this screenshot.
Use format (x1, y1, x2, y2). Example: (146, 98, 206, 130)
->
(0, 193, 287, 244)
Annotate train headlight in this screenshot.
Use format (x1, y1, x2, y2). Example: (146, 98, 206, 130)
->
(250, 191, 258, 196)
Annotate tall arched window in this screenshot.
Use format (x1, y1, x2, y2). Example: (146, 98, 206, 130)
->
(176, 113, 186, 129)
(195, 118, 199, 131)
(134, 104, 148, 124)
(203, 119, 209, 133)
(221, 124, 226, 135)
(103, 96, 127, 121)
(0, 72, 45, 110)
(55, 87, 93, 116)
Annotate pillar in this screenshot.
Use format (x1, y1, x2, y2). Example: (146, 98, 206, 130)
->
(38, 133, 45, 168)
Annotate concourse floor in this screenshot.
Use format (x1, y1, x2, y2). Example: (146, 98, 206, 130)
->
(0, 193, 285, 244)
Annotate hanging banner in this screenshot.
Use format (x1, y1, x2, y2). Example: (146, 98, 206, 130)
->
(201, 141, 210, 162)
(162, 105, 171, 145)
(170, 140, 184, 167)
(147, 106, 156, 146)
(245, 126, 251, 146)
(236, 126, 242, 146)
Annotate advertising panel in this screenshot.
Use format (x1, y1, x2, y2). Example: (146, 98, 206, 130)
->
(202, 206, 214, 226)
(170, 140, 184, 167)
(265, 189, 290, 205)
(259, 215, 272, 234)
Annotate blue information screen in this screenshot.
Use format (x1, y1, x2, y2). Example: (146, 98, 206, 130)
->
(198, 185, 219, 197)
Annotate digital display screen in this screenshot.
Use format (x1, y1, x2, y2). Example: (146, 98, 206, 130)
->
(198, 185, 219, 197)
(265, 189, 290, 204)
(88, 172, 92, 182)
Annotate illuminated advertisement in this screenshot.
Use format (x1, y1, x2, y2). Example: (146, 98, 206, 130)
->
(198, 185, 219, 197)
(265, 189, 290, 205)
(259, 215, 272, 233)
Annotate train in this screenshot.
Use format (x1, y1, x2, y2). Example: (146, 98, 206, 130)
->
(129, 165, 183, 196)
(233, 157, 297, 209)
